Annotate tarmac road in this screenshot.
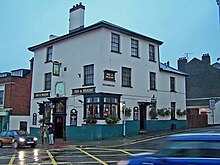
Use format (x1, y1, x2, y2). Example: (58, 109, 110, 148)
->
(0, 126, 219, 165)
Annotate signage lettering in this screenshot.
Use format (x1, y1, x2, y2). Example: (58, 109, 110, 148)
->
(72, 87, 95, 95)
(104, 70, 116, 81)
(34, 92, 50, 98)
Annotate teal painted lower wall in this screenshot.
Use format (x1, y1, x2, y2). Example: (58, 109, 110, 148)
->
(66, 120, 140, 141)
(30, 127, 42, 143)
(145, 120, 187, 131)
(30, 120, 186, 141)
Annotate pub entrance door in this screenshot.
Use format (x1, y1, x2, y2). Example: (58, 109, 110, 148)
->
(54, 116, 63, 138)
(139, 103, 147, 130)
(49, 97, 68, 141)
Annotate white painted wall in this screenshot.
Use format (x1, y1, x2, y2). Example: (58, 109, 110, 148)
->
(9, 116, 30, 133)
(206, 101, 220, 125)
(30, 26, 186, 128)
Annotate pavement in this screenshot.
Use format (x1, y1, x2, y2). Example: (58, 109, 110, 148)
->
(38, 126, 219, 149)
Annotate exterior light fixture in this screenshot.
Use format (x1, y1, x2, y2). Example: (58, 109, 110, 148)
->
(78, 99, 83, 104)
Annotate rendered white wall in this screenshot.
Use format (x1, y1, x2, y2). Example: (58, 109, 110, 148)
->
(30, 27, 187, 128)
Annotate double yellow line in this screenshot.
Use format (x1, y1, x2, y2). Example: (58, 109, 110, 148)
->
(77, 148, 108, 165)
(46, 150, 57, 165)
(8, 155, 15, 165)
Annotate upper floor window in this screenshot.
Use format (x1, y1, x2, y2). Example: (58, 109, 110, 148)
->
(131, 39, 138, 57)
(122, 67, 131, 87)
(45, 72, 51, 90)
(46, 46, 53, 62)
(170, 77, 176, 92)
(0, 90, 4, 105)
(111, 33, 120, 53)
(150, 72, 156, 90)
(149, 44, 155, 61)
(84, 64, 94, 86)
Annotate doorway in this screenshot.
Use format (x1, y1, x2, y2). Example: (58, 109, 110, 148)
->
(54, 116, 63, 138)
(20, 121, 27, 132)
(139, 103, 147, 130)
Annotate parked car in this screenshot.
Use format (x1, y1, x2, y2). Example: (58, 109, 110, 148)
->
(0, 130, 38, 149)
(118, 133, 220, 165)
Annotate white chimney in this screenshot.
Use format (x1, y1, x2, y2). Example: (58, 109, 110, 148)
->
(69, 2, 85, 33)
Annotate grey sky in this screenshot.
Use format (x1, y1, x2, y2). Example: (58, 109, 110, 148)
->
(0, 0, 219, 72)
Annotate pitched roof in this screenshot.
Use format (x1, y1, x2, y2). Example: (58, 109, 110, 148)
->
(160, 63, 189, 76)
(28, 20, 163, 51)
(212, 62, 220, 69)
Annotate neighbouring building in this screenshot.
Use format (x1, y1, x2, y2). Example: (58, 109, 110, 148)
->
(0, 68, 32, 132)
(28, 3, 187, 141)
(178, 53, 220, 127)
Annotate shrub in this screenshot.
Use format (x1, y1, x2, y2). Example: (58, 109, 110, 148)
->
(157, 108, 171, 117)
(105, 115, 120, 124)
(176, 109, 186, 117)
(122, 107, 132, 117)
(84, 116, 97, 124)
(149, 109, 158, 119)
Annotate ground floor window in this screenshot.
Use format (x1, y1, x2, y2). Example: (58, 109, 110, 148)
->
(84, 93, 121, 119)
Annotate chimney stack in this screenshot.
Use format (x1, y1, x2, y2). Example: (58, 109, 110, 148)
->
(177, 57, 187, 71)
(69, 2, 85, 33)
(202, 53, 211, 65)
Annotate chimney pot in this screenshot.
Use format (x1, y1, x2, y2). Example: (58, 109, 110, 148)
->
(69, 3, 85, 33)
(202, 53, 211, 65)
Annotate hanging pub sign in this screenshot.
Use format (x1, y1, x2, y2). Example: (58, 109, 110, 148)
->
(104, 70, 117, 81)
(53, 61, 61, 76)
(72, 87, 95, 95)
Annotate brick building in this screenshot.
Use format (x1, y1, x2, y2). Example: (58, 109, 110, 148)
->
(178, 54, 220, 126)
(0, 69, 32, 132)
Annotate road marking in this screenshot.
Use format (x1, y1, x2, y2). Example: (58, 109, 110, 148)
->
(46, 150, 57, 165)
(118, 149, 133, 155)
(109, 135, 169, 147)
(8, 154, 15, 165)
(77, 148, 108, 165)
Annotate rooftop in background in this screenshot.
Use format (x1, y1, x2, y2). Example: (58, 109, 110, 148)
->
(0, 69, 30, 78)
(160, 63, 188, 76)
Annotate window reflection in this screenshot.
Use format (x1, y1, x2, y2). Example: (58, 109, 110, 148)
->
(56, 101, 65, 113)
(84, 95, 119, 119)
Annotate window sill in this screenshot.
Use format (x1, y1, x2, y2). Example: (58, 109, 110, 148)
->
(149, 60, 157, 63)
(170, 90, 177, 93)
(131, 55, 140, 59)
(122, 85, 133, 88)
(44, 89, 51, 91)
(82, 84, 94, 87)
(44, 60, 53, 64)
(150, 88, 157, 91)
(111, 50, 122, 54)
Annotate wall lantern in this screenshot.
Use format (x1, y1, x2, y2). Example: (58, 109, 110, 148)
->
(151, 95, 157, 104)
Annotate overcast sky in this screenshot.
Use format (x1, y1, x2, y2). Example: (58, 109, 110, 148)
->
(0, 0, 219, 72)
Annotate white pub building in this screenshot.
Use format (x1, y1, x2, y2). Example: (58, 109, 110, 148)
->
(28, 3, 187, 141)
